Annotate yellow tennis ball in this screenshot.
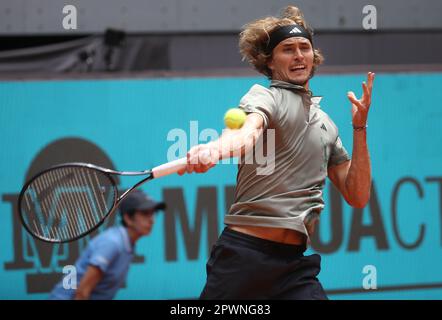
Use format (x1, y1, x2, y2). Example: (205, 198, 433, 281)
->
(224, 108, 246, 129)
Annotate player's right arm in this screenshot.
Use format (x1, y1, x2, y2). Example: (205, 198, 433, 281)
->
(74, 265, 104, 300)
(178, 113, 264, 175)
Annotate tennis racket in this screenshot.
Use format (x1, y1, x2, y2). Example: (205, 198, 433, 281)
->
(18, 154, 200, 243)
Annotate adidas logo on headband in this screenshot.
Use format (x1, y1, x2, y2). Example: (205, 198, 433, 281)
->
(265, 24, 314, 54)
(289, 26, 303, 34)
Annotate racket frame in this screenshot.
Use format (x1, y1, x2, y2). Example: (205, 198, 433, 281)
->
(18, 162, 154, 243)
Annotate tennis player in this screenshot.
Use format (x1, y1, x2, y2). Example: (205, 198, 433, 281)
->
(49, 189, 165, 300)
(178, 5, 374, 299)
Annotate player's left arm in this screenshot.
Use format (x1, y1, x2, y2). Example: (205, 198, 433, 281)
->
(328, 72, 375, 208)
(74, 265, 104, 300)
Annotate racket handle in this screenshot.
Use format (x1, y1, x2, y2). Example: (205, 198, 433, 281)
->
(151, 157, 187, 178)
(152, 150, 211, 178)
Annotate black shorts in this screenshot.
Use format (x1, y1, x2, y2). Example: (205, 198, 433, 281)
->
(200, 227, 328, 300)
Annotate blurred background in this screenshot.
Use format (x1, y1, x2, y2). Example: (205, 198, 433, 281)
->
(0, 0, 441, 299)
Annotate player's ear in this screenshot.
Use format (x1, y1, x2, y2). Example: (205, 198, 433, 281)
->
(123, 212, 134, 227)
(267, 58, 275, 72)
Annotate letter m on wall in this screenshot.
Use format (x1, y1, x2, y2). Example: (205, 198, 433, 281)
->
(163, 187, 219, 261)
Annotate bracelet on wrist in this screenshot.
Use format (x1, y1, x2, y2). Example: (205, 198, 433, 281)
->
(352, 123, 368, 131)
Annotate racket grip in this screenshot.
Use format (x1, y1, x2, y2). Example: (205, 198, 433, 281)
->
(151, 157, 187, 178)
(152, 150, 211, 178)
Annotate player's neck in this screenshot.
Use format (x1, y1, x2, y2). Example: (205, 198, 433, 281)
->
(126, 227, 142, 245)
(273, 77, 309, 90)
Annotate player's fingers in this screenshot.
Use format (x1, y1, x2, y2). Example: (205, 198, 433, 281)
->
(186, 150, 193, 165)
(186, 164, 194, 174)
(347, 91, 361, 107)
(196, 163, 208, 173)
(189, 144, 204, 164)
(196, 166, 207, 173)
(188, 147, 200, 166)
(201, 165, 213, 173)
(347, 91, 357, 100)
(199, 148, 211, 165)
(362, 82, 369, 99)
(368, 72, 375, 91)
(347, 92, 358, 104)
(362, 82, 371, 107)
(210, 151, 219, 164)
(352, 104, 358, 115)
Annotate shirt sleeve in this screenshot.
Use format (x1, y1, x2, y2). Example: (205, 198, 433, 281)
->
(238, 84, 277, 129)
(88, 239, 120, 273)
(328, 135, 351, 167)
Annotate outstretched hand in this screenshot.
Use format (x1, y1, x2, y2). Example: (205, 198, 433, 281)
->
(347, 72, 375, 127)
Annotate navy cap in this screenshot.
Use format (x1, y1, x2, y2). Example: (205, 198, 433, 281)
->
(119, 189, 166, 215)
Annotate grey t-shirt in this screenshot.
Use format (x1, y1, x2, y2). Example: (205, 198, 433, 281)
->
(225, 80, 350, 236)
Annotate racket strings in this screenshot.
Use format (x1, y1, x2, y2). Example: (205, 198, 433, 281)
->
(20, 166, 115, 241)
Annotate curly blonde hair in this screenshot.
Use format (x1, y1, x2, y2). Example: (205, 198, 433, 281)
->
(239, 6, 324, 78)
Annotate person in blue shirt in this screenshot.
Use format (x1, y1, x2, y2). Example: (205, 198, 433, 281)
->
(49, 189, 165, 300)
